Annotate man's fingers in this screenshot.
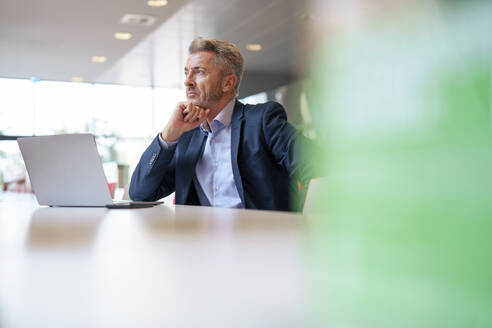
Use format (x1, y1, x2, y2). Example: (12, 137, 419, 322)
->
(184, 105, 205, 123)
(178, 102, 188, 114)
(192, 109, 209, 123)
(183, 103, 196, 122)
(181, 102, 208, 124)
(196, 109, 207, 121)
(182, 103, 193, 121)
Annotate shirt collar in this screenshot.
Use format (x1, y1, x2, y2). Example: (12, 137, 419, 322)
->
(200, 98, 235, 134)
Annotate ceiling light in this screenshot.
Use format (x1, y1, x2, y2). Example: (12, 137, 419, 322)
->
(114, 32, 133, 40)
(120, 14, 156, 26)
(246, 44, 262, 51)
(147, 0, 168, 7)
(91, 56, 107, 63)
(71, 77, 84, 83)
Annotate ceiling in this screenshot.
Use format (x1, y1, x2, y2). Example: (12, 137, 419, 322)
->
(0, 0, 313, 97)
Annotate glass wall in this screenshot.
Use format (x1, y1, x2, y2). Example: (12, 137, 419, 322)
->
(0, 77, 185, 191)
(0, 76, 306, 192)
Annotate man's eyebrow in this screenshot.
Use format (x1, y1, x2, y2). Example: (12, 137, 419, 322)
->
(184, 65, 206, 73)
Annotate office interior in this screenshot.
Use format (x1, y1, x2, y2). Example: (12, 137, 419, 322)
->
(0, 0, 313, 193)
(1, 0, 491, 327)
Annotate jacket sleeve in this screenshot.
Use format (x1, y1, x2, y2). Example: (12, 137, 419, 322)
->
(261, 102, 322, 187)
(129, 134, 177, 201)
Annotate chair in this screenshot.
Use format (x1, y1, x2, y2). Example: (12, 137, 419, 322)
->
(302, 176, 329, 214)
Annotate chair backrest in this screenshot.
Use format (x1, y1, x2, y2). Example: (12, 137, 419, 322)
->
(302, 176, 329, 214)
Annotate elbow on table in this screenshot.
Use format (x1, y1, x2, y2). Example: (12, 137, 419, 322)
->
(128, 181, 153, 201)
(128, 183, 142, 201)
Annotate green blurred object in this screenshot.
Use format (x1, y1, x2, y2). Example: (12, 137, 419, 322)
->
(307, 1, 492, 326)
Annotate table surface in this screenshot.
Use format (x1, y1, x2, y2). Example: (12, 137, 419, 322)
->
(0, 192, 315, 328)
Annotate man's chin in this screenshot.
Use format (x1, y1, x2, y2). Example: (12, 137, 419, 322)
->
(188, 98, 205, 108)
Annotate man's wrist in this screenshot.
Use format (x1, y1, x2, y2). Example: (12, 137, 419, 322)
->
(158, 133, 178, 149)
(160, 128, 180, 142)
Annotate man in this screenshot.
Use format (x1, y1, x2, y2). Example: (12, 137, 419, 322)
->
(130, 37, 316, 211)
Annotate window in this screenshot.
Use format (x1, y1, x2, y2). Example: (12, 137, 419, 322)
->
(0, 77, 184, 190)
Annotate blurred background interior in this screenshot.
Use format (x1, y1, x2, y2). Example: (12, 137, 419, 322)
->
(0, 0, 316, 193)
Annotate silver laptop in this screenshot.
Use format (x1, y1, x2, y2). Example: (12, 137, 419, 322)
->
(17, 134, 162, 208)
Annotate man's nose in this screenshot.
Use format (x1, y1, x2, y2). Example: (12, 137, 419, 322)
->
(184, 73, 195, 87)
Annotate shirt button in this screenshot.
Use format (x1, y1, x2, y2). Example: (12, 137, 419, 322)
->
(215, 162, 218, 167)
(215, 186, 220, 191)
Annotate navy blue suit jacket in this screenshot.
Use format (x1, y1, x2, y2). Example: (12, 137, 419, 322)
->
(129, 100, 316, 211)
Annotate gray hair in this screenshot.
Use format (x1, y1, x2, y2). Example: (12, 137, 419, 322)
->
(189, 37, 244, 95)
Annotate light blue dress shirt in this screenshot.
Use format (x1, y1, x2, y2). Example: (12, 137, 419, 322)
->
(159, 98, 242, 208)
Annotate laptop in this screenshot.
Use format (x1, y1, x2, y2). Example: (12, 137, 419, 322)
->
(17, 134, 162, 208)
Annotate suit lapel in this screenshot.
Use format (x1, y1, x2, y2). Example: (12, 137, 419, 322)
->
(230, 100, 246, 207)
(176, 129, 206, 204)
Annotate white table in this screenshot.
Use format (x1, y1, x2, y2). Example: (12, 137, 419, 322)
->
(0, 192, 314, 327)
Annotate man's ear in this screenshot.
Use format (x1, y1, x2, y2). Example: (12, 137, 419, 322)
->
(222, 73, 237, 93)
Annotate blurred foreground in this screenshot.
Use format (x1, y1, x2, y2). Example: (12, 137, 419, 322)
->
(307, 0, 492, 326)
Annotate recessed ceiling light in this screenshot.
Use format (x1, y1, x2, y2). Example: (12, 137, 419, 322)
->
(71, 77, 84, 83)
(120, 14, 156, 26)
(91, 56, 107, 63)
(147, 0, 168, 7)
(246, 44, 262, 51)
(114, 32, 133, 40)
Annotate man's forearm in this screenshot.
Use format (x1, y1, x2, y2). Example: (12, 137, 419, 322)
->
(129, 135, 177, 201)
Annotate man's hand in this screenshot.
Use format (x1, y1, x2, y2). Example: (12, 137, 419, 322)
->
(161, 102, 210, 142)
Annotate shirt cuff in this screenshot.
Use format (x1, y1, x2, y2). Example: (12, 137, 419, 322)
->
(158, 133, 178, 149)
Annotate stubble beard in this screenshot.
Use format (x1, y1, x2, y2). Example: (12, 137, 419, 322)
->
(194, 80, 223, 109)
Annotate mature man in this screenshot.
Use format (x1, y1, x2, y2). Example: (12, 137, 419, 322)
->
(130, 37, 316, 211)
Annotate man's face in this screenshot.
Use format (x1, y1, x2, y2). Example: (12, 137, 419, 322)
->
(184, 51, 224, 108)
